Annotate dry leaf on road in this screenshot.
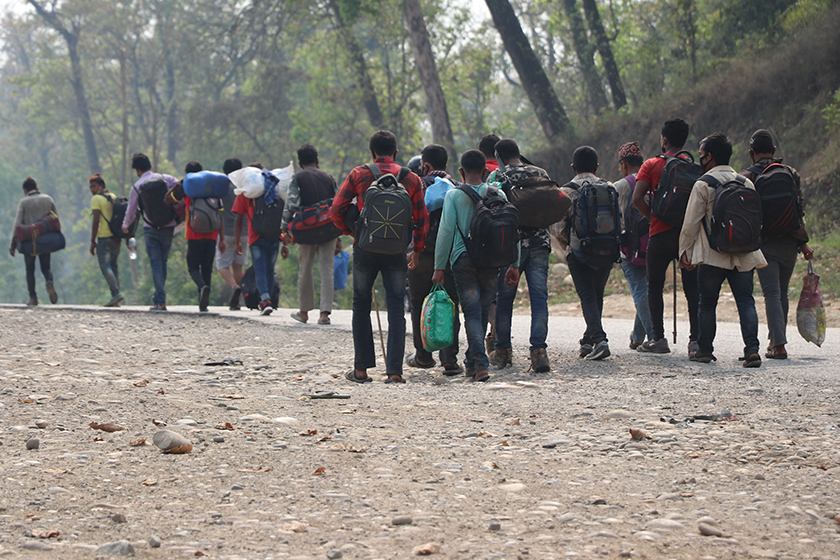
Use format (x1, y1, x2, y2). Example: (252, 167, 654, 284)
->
(629, 428, 651, 440)
(129, 438, 147, 447)
(31, 529, 60, 539)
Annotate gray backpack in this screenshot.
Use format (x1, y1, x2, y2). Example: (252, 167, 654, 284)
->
(189, 197, 222, 234)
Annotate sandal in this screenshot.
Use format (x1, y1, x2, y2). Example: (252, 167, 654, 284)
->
(470, 370, 490, 382)
(765, 347, 787, 360)
(344, 370, 372, 384)
(407, 355, 435, 369)
(442, 363, 464, 376)
(384, 374, 406, 384)
(290, 311, 308, 323)
(743, 353, 762, 368)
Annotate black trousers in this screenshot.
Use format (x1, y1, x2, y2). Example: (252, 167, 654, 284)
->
(24, 253, 52, 297)
(187, 238, 216, 290)
(407, 251, 460, 365)
(645, 227, 699, 342)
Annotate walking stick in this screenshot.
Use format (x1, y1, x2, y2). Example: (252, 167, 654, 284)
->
(672, 260, 678, 344)
(372, 286, 387, 364)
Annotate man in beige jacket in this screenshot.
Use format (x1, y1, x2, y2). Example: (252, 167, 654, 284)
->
(679, 133, 767, 368)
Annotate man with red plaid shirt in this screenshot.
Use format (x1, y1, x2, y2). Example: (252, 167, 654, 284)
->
(331, 130, 428, 384)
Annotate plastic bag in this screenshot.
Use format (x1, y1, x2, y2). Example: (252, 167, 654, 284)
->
(421, 284, 455, 352)
(230, 162, 294, 200)
(270, 162, 294, 202)
(424, 176, 453, 213)
(797, 261, 826, 347)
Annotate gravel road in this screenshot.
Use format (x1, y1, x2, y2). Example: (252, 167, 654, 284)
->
(0, 303, 838, 560)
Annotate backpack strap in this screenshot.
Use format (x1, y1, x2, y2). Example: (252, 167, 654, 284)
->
(396, 167, 410, 183)
(456, 184, 483, 205)
(699, 174, 720, 188)
(365, 163, 382, 180)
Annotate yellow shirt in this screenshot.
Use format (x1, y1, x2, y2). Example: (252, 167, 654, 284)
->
(91, 193, 115, 239)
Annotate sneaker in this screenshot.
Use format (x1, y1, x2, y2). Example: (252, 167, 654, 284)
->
(149, 304, 168, 312)
(46, 281, 58, 304)
(229, 287, 242, 311)
(259, 300, 273, 316)
(199, 286, 210, 312)
(490, 348, 512, 368)
(688, 340, 699, 357)
(579, 343, 593, 358)
(530, 348, 550, 373)
(585, 340, 611, 361)
(742, 353, 762, 368)
(26, 296, 38, 306)
(104, 294, 124, 308)
(689, 352, 716, 363)
(638, 338, 670, 354)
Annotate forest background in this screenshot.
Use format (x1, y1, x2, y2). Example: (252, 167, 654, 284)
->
(0, 0, 838, 308)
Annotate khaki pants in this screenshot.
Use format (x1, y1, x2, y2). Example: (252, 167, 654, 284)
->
(298, 238, 336, 313)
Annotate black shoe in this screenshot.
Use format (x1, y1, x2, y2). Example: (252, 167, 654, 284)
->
(229, 287, 242, 310)
(199, 285, 210, 312)
(46, 281, 58, 304)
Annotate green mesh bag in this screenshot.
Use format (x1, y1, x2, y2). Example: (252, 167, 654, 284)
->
(421, 284, 455, 352)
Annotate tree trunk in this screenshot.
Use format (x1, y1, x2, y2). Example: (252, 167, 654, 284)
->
(562, 0, 608, 113)
(329, 0, 384, 130)
(119, 51, 128, 196)
(165, 59, 179, 165)
(581, 0, 626, 109)
(484, 0, 572, 145)
(402, 0, 455, 163)
(679, 0, 698, 84)
(27, 1, 101, 173)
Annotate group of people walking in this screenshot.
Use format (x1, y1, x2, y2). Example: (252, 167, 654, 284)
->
(10, 119, 813, 379)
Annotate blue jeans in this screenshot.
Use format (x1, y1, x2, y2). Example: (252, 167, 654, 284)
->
(96, 237, 121, 297)
(757, 237, 799, 347)
(144, 227, 174, 306)
(452, 254, 498, 372)
(495, 246, 549, 351)
(352, 246, 408, 374)
(620, 256, 654, 343)
(249, 236, 280, 301)
(697, 264, 759, 357)
(567, 254, 613, 345)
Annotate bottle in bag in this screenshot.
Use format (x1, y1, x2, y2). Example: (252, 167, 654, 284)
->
(128, 237, 137, 260)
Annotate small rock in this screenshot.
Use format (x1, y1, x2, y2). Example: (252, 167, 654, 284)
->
(755, 473, 765, 480)
(34, 420, 48, 429)
(326, 550, 343, 559)
(152, 430, 192, 454)
(26, 438, 40, 450)
(646, 518, 684, 531)
(432, 377, 449, 385)
(213, 436, 225, 443)
(498, 483, 526, 492)
(21, 541, 53, 551)
(148, 536, 162, 548)
(392, 516, 413, 526)
(698, 522, 723, 537)
(412, 542, 441, 555)
(173, 418, 198, 427)
(488, 522, 501, 531)
(272, 417, 300, 426)
(606, 410, 633, 419)
(112, 513, 127, 523)
(95, 540, 135, 556)
(231, 484, 244, 491)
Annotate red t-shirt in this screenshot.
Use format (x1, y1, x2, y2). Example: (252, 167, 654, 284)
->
(232, 194, 260, 246)
(184, 196, 220, 241)
(485, 159, 499, 173)
(636, 152, 686, 237)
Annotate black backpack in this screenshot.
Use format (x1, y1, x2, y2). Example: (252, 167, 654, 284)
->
(702, 174, 763, 254)
(101, 192, 137, 239)
(504, 176, 571, 229)
(456, 185, 519, 269)
(621, 175, 649, 266)
(137, 177, 177, 229)
(747, 162, 803, 237)
(189, 197, 223, 234)
(568, 179, 621, 266)
(355, 164, 414, 255)
(251, 195, 284, 239)
(651, 151, 704, 228)
(240, 266, 280, 309)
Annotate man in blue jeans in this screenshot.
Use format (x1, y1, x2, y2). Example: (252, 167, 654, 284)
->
(122, 153, 178, 311)
(614, 141, 655, 349)
(679, 133, 767, 367)
(433, 150, 520, 382)
(487, 138, 552, 372)
(330, 130, 428, 384)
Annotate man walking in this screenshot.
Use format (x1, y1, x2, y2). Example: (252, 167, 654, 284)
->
(218, 157, 248, 310)
(632, 118, 700, 355)
(122, 152, 179, 311)
(88, 173, 123, 307)
(9, 177, 58, 306)
(406, 143, 461, 374)
(488, 139, 552, 373)
(679, 133, 766, 367)
(434, 149, 519, 382)
(741, 129, 813, 359)
(614, 142, 654, 349)
(330, 130, 428, 384)
(282, 143, 339, 325)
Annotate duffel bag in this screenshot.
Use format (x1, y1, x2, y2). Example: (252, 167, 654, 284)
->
(289, 198, 340, 245)
(16, 231, 66, 255)
(506, 177, 571, 228)
(183, 171, 231, 199)
(15, 211, 61, 241)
